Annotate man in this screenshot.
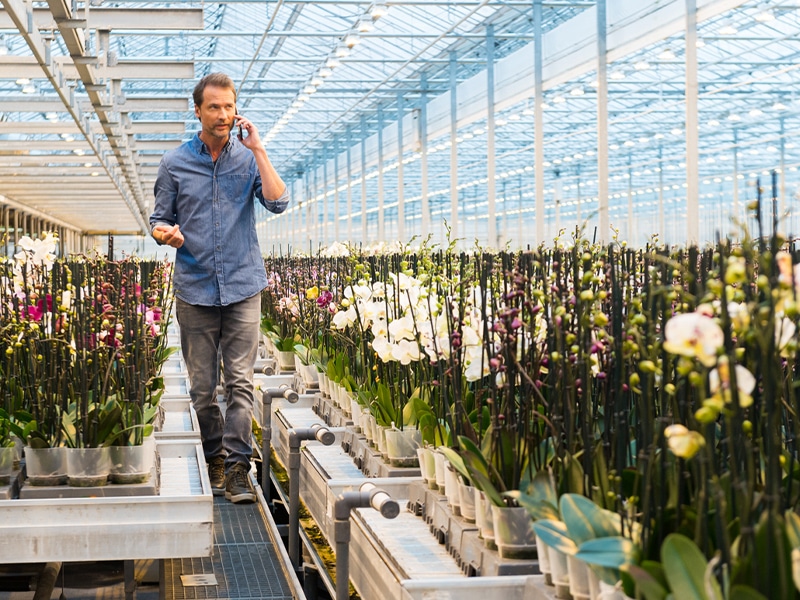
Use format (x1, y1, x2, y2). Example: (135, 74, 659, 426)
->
(150, 72, 288, 503)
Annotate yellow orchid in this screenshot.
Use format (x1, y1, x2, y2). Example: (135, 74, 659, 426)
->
(664, 424, 705, 460)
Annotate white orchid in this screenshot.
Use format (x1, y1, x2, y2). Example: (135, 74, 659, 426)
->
(662, 312, 724, 367)
(708, 359, 756, 408)
(14, 233, 58, 271)
(775, 316, 796, 354)
(388, 314, 416, 341)
(321, 241, 350, 257)
(372, 335, 394, 362)
(392, 338, 421, 365)
(332, 305, 357, 330)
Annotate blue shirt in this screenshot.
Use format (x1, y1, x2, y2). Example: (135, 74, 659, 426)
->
(150, 133, 289, 306)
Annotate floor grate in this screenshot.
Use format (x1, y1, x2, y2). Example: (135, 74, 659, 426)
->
(162, 496, 294, 600)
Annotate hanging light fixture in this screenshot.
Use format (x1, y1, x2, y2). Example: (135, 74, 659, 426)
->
(369, 1, 388, 21)
(658, 47, 676, 60)
(754, 3, 774, 22)
(718, 21, 738, 35)
(357, 17, 374, 33)
(343, 34, 361, 48)
(335, 44, 350, 58)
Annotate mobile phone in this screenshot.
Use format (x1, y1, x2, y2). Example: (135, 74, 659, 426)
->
(235, 110, 243, 139)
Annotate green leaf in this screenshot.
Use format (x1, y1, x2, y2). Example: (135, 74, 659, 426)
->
(559, 493, 620, 546)
(532, 519, 578, 555)
(438, 446, 470, 483)
(505, 489, 560, 521)
(786, 510, 800, 550)
(623, 564, 669, 600)
(575, 536, 639, 569)
(729, 586, 768, 600)
(661, 533, 707, 600)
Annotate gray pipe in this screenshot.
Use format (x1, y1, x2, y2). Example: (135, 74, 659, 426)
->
(288, 423, 335, 569)
(333, 483, 399, 600)
(32, 563, 61, 600)
(260, 386, 300, 500)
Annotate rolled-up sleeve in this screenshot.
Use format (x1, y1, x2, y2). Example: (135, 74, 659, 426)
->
(258, 184, 290, 215)
(150, 159, 179, 236)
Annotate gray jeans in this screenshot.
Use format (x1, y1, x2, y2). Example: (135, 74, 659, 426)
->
(175, 294, 260, 471)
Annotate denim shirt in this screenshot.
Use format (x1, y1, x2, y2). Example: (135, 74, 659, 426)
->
(150, 133, 289, 307)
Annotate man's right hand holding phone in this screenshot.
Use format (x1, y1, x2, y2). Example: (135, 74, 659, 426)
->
(153, 223, 184, 248)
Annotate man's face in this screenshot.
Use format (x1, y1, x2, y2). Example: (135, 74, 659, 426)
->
(195, 85, 237, 142)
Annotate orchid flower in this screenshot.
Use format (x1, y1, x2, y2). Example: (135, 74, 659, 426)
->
(664, 424, 705, 460)
(662, 312, 724, 367)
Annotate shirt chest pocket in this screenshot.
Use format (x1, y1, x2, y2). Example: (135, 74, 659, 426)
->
(216, 173, 252, 203)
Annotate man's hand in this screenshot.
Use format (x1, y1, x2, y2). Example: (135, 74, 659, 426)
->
(153, 224, 184, 248)
(234, 114, 263, 151)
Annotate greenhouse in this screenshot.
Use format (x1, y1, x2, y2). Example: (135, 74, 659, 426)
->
(0, 1, 798, 599)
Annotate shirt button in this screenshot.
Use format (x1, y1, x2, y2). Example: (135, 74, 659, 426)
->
(216, 246, 220, 250)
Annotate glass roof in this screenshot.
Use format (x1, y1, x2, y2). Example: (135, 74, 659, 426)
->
(0, 0, 798, 249)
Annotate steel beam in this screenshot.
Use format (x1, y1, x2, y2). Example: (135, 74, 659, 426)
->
(685, 0, 699, 245)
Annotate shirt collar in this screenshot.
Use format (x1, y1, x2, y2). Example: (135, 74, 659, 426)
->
(190, 131, 234, 156)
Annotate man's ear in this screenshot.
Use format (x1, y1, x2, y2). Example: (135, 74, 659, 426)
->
(194, 104, 201, 121)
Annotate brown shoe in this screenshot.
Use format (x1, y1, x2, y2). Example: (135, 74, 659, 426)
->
(224, 463, 256, 504)
(208, 456, 225, 496)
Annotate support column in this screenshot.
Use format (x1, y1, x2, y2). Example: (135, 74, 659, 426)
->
(305, 170, 312, 252)
(323, 152, 329, 249)
(780, 116, 786, 222)
(2, 206, 8, 256)
(419, 75, 430, 240)
(659, 146, 665, 239)
(732, 130, 739, 229)
(333, 139, 340, 242)
(290, 179, 296, 252)
(377, 104, 385, 242)
(685, 0, 700, 244)
(596, 0, 609, 244)
(361, 115, 368, 243)
(534, 0, 545, 245)
(397, 92, 405, 243)
(554, 173, 561, 242)
(576, 165, 582, 226)
(486, 25, 496, 248)
(346, 127, 353, 243)
(449, 53, 459, 242)
(313, 158, 321, 250)
(627, 160, 634, 242)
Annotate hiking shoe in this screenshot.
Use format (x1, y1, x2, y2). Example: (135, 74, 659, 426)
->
(225, 463, 256, 504)
(208, 456, 225, 496)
